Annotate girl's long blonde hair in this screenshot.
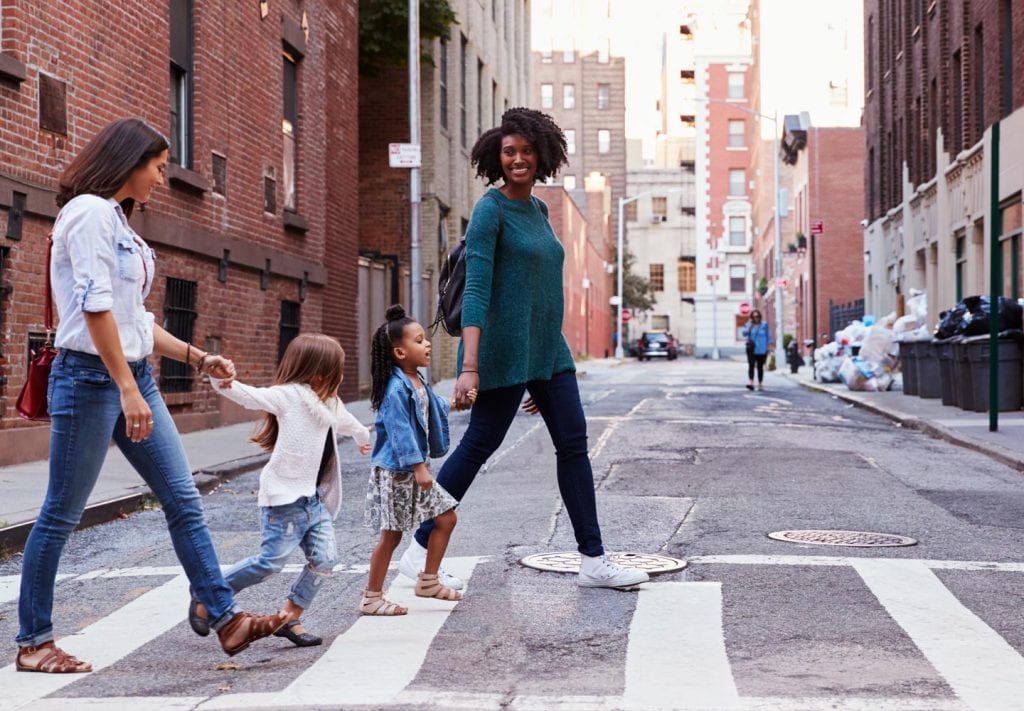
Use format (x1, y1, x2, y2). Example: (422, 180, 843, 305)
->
(251, 333, 345, 451)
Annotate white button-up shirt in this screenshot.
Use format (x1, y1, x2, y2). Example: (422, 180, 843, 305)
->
(51, 195, 156, 361)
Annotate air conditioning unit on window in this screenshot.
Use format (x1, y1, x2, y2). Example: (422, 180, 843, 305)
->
(650, 215, 662, 224)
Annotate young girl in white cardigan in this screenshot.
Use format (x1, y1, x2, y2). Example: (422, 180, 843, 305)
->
(188, 334, 371, 646)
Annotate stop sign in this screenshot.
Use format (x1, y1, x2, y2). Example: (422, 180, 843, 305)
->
(739, 302, 751, 316)
(621, 308, 632, 322)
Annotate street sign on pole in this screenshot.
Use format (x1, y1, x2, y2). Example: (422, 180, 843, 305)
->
(621, 308, 632, 322)
(811, 220, 824, 235)
(775, 277, 788, 288)
(388, 143, 421, 168)
(739, 302, 751, 316)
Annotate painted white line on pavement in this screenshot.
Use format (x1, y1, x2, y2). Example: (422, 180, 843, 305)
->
(691, 554, 1024, 572)
(0, 575, 72, 605)
(852, 558, 1024, 711)
(29, 698, 206, 710)
(198, 556, 482, 709)
(482, 422, 543, 474)
(623, 581, 740, 710)
(0, 574, 191, 710)
(737, 697, 966, 711)
(591, 398, 648, 462)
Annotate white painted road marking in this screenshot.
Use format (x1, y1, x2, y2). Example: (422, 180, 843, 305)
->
(623, 581, 741, 710)
(853, 558, 1024, 711)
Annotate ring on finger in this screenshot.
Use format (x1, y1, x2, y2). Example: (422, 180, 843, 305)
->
(132, 423, 141, 428)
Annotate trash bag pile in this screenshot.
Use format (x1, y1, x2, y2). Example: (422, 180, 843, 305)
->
(814, 312, 899, 391)
(934, 295, 1023, 338)
(893, 289, 929, 341)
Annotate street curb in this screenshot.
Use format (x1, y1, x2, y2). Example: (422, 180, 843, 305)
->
(796, 378, 1024, 474)
(0, 453, 269, 555)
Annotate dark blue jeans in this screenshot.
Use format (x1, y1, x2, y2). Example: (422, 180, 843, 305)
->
(414, 369, 604, 557)
(17, 350, 238, 646)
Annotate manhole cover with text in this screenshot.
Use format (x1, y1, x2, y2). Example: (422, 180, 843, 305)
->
(767, 530, 918, 547)
(519, 551, 687, 575)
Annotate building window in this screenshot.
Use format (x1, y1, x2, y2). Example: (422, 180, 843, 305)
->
(649, 263, 664, 291)
(282, 47, 299, 212)
(563, 175, 576, 190)
(625, 201, 637, 222)
(169, 0, 193, 168)
(541, 41, 553, 63)
(729, 265, 746, 293)
(728, 119, 745, 147)
(729, 216, 746, 246)
(952, 49, 963, 154)
(727, 72, 744, 99)
(563, 44, 575, 63)
(1001, 0, 1013, 118)
(264, 175, 277, 214)
(597, 129, 611, 154)
(563, 83, 576, 109)
(1001, 200, 1022, 299)
(729, 169, 745, 196)
(477, 59, 484, 136)
(652, 196, 667, 219)
(279, 300, 301, 363)
(565, 128, 576, 154)
(541, 82, 553, 109)
(598, 37, 610, 63)
(212, 153, 226, 195)
(597, 83, 610, 110)
(160, 278, 198, 393)
(867, 16, 875, 90)
(460, 34, 468, 147)
(678, 259, 696, 292)
(439, 38, 449, 130)
(955, 233, 966, 301)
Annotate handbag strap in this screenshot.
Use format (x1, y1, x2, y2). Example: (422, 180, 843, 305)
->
(44, 233, 54, 341)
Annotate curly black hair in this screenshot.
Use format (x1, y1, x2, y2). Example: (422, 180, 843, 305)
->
(471, 107, 569, 186)
(370, 304, 416, 411)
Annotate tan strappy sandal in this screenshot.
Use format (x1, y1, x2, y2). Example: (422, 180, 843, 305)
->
(15, 642, 92, 673)
(359, 590, 408, 616)
(415, 572, 463, 601)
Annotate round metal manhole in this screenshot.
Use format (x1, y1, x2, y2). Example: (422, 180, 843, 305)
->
(519, 551, 687, 575)
(767, 529, 918, 547)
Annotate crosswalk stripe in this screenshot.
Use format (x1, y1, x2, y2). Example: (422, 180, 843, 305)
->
(0, 574, 191, 709)
(197, 556, 482, 709)
(852, 558, 1024, 711)
(623, 581, 741, 710)
(29, 697, 207, 710)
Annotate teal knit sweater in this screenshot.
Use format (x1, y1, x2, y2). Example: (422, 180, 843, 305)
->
(458, 188, 575, 391)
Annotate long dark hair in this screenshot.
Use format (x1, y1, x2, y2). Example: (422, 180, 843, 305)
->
(251, 333, 346, 451)
(56, 118, 169, 218)
(370, 304, 416, 411)
(471, 107, 568, 185)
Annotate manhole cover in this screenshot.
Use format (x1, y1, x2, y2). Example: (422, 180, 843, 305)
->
(767, 530, 918, 547)
(519, 551, 687, 575)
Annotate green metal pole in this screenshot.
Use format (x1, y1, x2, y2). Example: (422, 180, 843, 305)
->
(989, 121, 1001, 432)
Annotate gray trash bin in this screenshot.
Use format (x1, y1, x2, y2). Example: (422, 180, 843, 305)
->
(963, 336, 1024, 412)
(936, 338, 959, 406)
(900, 340, 919, 396)
(954, 340, 975, 411)
(916, 340, 942, 398)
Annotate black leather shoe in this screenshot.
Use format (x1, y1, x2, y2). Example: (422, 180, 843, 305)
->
(188, 595, 210, 637)
(273, 620, 322, 647)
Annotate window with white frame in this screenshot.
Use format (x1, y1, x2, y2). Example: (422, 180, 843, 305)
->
(597, 129, 610, 154)
(729, 264, 746, 292)
(565, 128, 576, 154)
(727, 72, 744, 99)
(728, 119, 745, 147)
(563, 83, 575, 109)
(728, 169, 745, 196)
(652, 196, 667, 219)
(597, 83, 610, 109)
(540, 83, 553, 108)
(728, 216, 746, 246)
(563, 175, 576, 190)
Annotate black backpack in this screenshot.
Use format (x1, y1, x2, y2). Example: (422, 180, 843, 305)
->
(431, 194, 503, 337)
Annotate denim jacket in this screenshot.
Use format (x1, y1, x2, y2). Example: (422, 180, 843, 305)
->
(742, 321, 771, 356)
(371, 367, 450, 471)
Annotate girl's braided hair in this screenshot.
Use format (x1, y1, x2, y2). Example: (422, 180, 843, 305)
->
(471, 107, 569, 185)
(370, 304, 416, 410)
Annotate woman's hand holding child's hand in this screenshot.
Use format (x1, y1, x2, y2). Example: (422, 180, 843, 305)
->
(359, 443, 371, 455)
(414, 464, 433, 491)
(522, 396, 539, 415)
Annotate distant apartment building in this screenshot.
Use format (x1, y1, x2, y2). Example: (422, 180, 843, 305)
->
(358, 0, 531, 389)
(0, 1, 359, 465)
(863, 0, 1024, 329)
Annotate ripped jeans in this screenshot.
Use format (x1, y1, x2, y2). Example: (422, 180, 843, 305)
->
(224, 493, 337, 610)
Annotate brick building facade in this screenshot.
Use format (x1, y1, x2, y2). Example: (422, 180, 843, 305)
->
(0, 0, 359, 465)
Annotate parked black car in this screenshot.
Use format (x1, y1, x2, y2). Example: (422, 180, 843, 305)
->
(637, 331, 679, 360)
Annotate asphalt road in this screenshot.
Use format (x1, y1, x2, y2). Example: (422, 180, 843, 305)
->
(2, 358, 1023, 711)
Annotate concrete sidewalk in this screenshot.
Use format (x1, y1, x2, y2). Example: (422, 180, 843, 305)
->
(787, 369, 1024, 473)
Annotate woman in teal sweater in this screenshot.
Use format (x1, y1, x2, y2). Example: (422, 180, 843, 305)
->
(400, 108, 648, 591)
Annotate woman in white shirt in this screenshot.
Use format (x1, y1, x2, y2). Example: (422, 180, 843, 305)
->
(15, 118, 285, 673)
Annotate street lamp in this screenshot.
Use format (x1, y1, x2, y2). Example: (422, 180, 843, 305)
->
(615, 188, 688, 359)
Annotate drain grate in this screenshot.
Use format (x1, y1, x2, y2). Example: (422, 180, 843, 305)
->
(519, 551, 687, 575)
(767, 530, 918, 547)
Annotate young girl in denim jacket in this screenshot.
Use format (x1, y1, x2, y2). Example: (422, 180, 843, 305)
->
(191, 333, 371, 645)
(360, 305, 475, 615)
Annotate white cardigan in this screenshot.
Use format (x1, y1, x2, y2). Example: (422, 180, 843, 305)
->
(210, 378, 370, 517)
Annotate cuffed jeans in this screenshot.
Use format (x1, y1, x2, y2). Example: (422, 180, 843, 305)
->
(414, 369, 604, 557)
(17, 350, 238, 647)
(224, 494, 336, 610)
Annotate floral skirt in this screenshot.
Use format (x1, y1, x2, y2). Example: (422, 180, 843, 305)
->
(364, 466, 458, 532)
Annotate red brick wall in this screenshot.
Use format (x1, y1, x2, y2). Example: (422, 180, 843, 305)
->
(0, 0, 360, 462)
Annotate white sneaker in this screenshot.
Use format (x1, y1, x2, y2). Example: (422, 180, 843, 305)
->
(398, 540, 465, 590)
(578, 554, 649, 589)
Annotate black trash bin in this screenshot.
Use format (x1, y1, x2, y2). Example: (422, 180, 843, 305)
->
(916, 340, 942, 398)
(936, 338, 960, 406)
(900, 340, 919, 396)
(963, 336, 1024, 412)
(954, 340, 975, 411)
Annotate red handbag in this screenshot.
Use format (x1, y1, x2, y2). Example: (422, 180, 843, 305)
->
(15, 237, 56, 421)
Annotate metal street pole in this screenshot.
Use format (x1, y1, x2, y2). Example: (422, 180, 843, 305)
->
(408, 0, 422, 322)
(615, 197, 625, 359)
(771, 110, 785, 366)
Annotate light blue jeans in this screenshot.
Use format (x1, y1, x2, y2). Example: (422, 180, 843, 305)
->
(224, 494, 336, 610)
(17, 350, 239, 647)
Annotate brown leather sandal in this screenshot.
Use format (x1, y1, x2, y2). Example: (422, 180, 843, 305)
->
(358, 590, 408, 616)
(15, 642, 92, 673)
(415, 572, 463, 601)
(217, 611, 288, 657)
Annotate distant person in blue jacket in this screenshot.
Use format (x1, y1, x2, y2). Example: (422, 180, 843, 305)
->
(742, 310, 772, 390)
